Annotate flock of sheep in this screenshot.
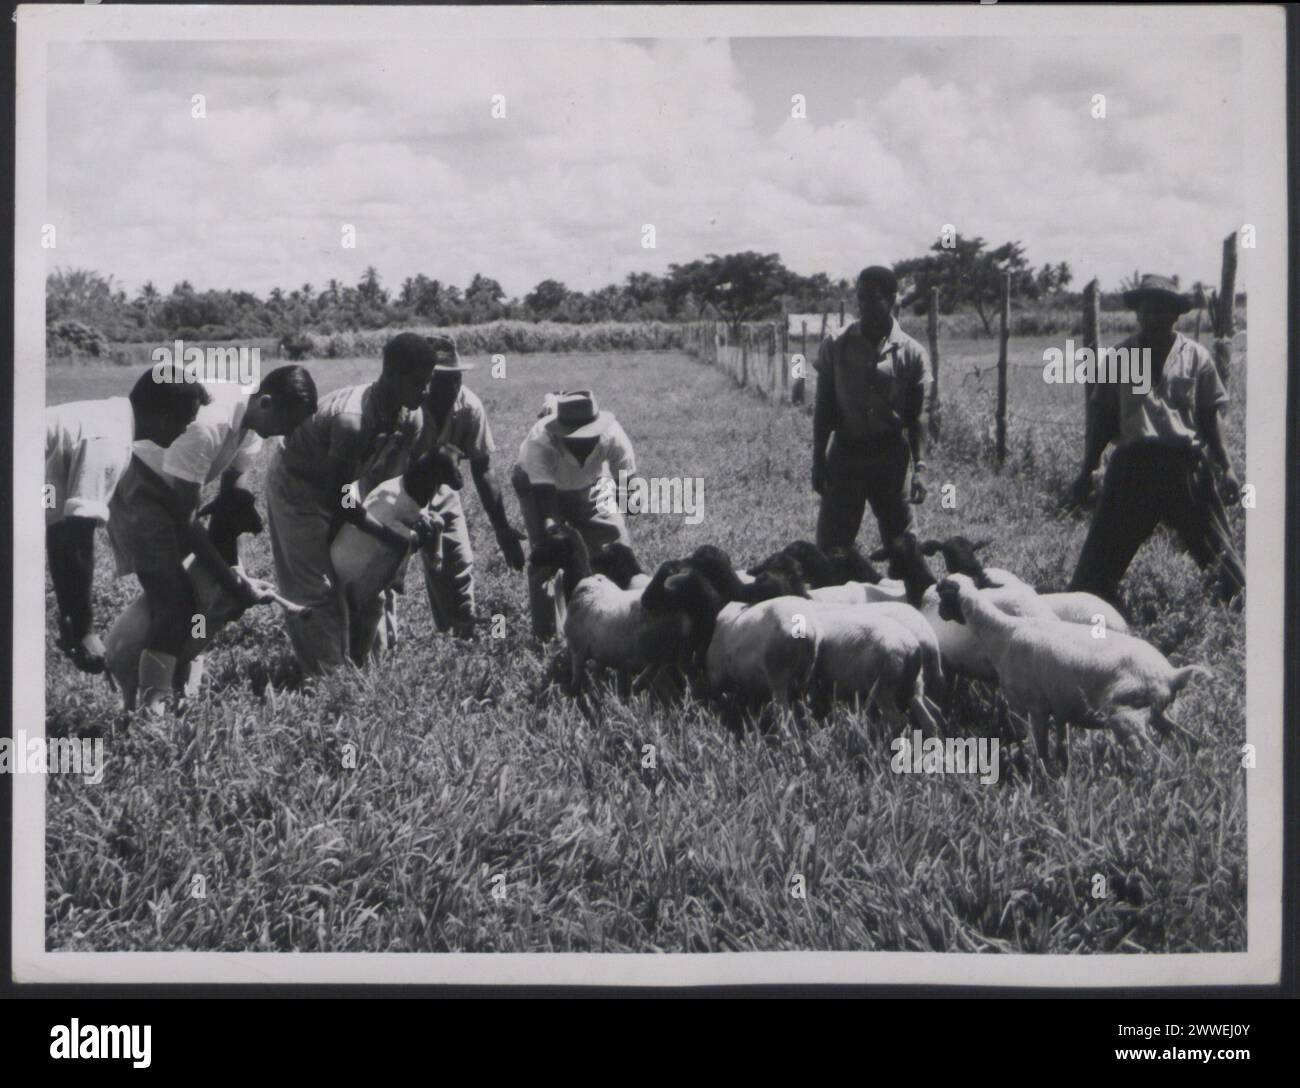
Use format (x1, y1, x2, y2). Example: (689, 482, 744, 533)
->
(95, 475, 1210, 779)
(529, 524, 1210, 777)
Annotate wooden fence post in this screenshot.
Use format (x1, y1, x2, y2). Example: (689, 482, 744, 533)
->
(740, 324, 748, 387)
(1214, 231, 1237, 381)
(996, 272, 1010, 468)
(792, 320, 808, 406)
(785, 321, 801, 405)
(768, 323, 777, 403)
(927, 286, 941, 439)
(1082, 279, 1100, 467)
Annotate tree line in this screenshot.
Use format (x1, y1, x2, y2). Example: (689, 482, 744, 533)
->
(47, 235, 1105, 347)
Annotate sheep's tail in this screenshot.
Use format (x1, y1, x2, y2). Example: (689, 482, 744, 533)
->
(772, 627, 819, 702)
(1169, 664, 1212, 696)
(920, 640, 943, 691)
(895, 646, 923, 715)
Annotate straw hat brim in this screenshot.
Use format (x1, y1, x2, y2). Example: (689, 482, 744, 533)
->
(1122, 287, 1193, 315)
(546, 410, 614, 440)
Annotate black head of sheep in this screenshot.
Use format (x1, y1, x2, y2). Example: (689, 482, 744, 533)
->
(749, 540, 835, 588)
(198, 488, 263, 565)
(920, 536, 1001, 589)
(935, 578, 967, 623)
(825, 544, 883, 585)
(403, 447, 465, 508)
(738, 553, 808, 603)
(589, 542, 644, 589)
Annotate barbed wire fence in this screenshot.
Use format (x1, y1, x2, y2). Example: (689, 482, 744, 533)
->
(682, 231, 1243, 468)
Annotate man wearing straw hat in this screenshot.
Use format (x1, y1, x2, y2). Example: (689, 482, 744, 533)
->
(403, 335, 526, 640)
(1066, 273, 1244, 605)
(512, 390, 636, 638)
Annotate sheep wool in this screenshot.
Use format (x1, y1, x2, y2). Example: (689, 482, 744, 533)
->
(330, 476, 423, 605)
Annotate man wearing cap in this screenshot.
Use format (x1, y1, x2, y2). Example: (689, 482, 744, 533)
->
(266, 332, 435, 674)
(511, 390, 636, 638)
(405, 335, 526, 640)
(1066, 273, 1244, 605)
(812, 265, 929, 551)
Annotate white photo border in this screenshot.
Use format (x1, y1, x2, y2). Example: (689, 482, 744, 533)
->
(11, 2, 1288, 987)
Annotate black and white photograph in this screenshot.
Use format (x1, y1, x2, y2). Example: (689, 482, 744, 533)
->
(8, 2, 1290, 995)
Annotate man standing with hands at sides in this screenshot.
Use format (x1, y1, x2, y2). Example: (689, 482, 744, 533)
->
(1066, 274, 1244, 606)
(266, 332, 435, 674)
(812, 266, 929, 552)
(512, 390, 636, 638)
(409, 335, 526, 640)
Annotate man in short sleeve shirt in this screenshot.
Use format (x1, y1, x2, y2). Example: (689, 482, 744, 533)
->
(1067, 274, 1244, 605)
(266, 333, 434, 673)
(410, 336, 526, 639)
(107, 365, 319, 714)
(511, 390, 635, 637)
(45, 366, 207, 673)
(812, 265, 929, 552)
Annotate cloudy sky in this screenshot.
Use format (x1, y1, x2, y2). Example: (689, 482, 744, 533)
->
(45, 35, 1243, 299)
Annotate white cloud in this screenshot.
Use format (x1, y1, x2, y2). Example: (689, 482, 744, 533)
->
(44, 36, 1243, 299)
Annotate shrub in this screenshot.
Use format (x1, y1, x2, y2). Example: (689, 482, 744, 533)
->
(296, 320, 693, 359)
(46, 320, 111, 360)
(279, 330, 315, 361)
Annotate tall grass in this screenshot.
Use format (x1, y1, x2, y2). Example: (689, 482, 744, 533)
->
(305, 321, 691, 360)
(44, 345, 1247, 953)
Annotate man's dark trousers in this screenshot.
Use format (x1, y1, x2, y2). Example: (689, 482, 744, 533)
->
(1069, 439, 1245, 604)
(815, 433, 912, 551)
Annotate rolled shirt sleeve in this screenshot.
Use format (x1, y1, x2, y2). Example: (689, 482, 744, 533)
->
(463, 395, 496, 462)
(1197, 352, 1229, 410)
(161, 423, 222, 485)
(903, 341, 930, 421)
(604, 422, 636, 479)
(517, 422, 557, 485)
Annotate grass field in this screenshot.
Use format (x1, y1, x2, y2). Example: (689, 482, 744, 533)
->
(44, 337, 1247, 953)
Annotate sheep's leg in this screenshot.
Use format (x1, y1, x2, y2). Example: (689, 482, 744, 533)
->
(768, 685, 793, 737)
(567, 651, 588, 697)
(940, 673, 959, 719)
(647, 664, 687, 706)
(1104, 708, 1156, 770)
(615, 667, 633, 700)
(1150, 703, 1201, 753)
(629, 663, 657, 697)
(1027, 709, 1060, 779)
(907, 694, 941, 739)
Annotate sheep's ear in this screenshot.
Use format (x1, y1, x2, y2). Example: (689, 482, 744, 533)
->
(970, 539, 991, 552)
(920, 539, 943, 556)
(663, 571, 694, 594)
(980, 576, 1003, 590)
(868, 547, 888, 562)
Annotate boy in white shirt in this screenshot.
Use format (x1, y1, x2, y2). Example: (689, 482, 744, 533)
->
(107, 364, 318, 715)
(46, 365, 209, 673)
